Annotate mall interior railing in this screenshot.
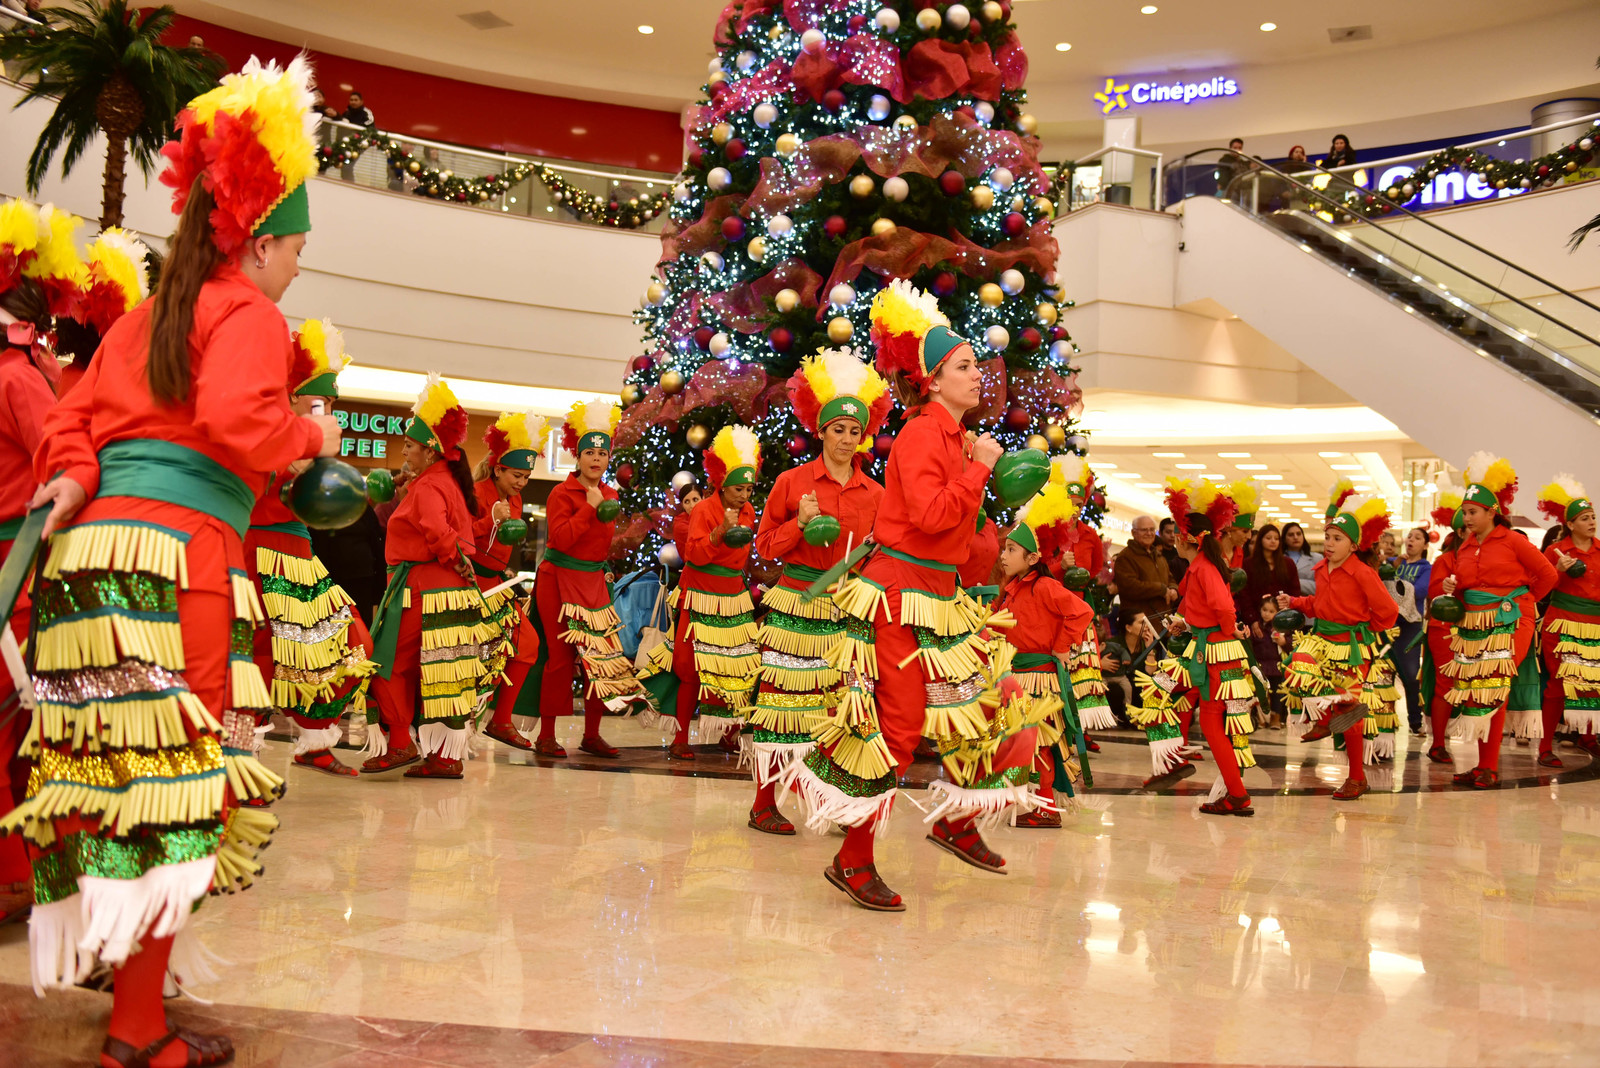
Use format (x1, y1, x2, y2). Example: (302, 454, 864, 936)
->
(1045, 145, 1165, 213)
(1163, 149, 1600, 420)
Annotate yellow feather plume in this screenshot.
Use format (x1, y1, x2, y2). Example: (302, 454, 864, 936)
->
(1464, 450, 1517, 494)
(710, 424, 761, 472)
(1346, 494, 1389, 528)
(295, 317, 351, 379)
(1434, 471, 1463, 510)
(84, 228, 151, 310)
(1016, 477, 1078, 536)
(491, 411, 548, 456)
(1049, 454, 1093, 490)
(413, 371, 460, 427)
(566, 398, 621, 440)
(0, 199, 40, 263)
(870, 278, 949, 337)
(800, 346, 887, 406)
(1539, 474, 1585, 512)
(1190, 478, 1220, 516)
(1227, 478, 1261, 518)
(25, 204, 85, 289)
(188, 54, 318, 201)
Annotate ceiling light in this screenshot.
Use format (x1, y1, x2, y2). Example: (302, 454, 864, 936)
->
(1235, 463, 1267, 470)
(1054, 42, 1072, 51)
(1140, 4, 1158, 12)
(1175, 463, 1206, 470)
(1136, 483, 1161, 488)
(1330, 464, 1363, 471)
(1269, 484, 1296, 491)
(571, 126, 587, 135)
(1260, 21, 1276, 31)
(1088, 461, 1118, 469)
(1152, 452, 1185, 458)
(1281, 493, 1307, 499)
(637, 24, 654, 34)
(1218, 452, 1251, 458)
(1250, 474, 1282, 481)
(1318, 452, 1343, 458)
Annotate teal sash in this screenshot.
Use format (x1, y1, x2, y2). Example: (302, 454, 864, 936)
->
(1012, 651, 1091, 793)
(1311, 617, 1376, 666)
(1551, 590, 1600, 617)
(98, 439, 256, 537)
(250, 520, 311, 542)
(542, 546, 606, 573)
(1460, 585, 1530, 627)
(782, 563, 828, 584)
(368, 561, 415, 682)
(0, 515, 21, 541)
(686, 562, 742, 579)
(881, 545, 957, 573)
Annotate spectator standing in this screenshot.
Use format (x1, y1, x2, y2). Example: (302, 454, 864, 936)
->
(1113, 515, 1176, 631)
(1239, 523, 1301, 633)
(1324, 134, 1357, 169)
(1377, 528, 1400, 565)
(1255, 596, 1288, 727)
(1392, 527, 1432, 731)
(1157, 516, 1189, 584)
(1282, 521, 1316, 595)
(342, 91, 375, 127)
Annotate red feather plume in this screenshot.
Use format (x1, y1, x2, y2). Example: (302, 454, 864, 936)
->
(1206, 493, 1238, 535)
(788, 373, 823, 435)
(434, 405, 469, 460)
(870, 326, 923, 384)
(865, 392, 893, 438)
(1359, 512, 1392, 553)
(703, 447, 728, 488)
(1164, 482, 1192, 536)
(560, 422, 580, 456)
(1537, 498, 1567, 524)
(286, 336, 317, 393)
(1430, 503, 1457, 528)
(484, 423, 512, 461)
(161, 108, 288, 256)
(1494, 479, 1518, 516)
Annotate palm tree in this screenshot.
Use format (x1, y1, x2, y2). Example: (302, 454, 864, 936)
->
(0, 1, 222, 228)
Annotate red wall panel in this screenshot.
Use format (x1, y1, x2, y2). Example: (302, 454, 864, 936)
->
(167, 15, 684, 172)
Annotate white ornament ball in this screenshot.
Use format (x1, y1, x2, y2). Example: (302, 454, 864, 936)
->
(711, 123, 733, 146)
(849, 174, 876, 198)
(893, 114, 918, 130)
(981, 0, 1003, 21)
(671, 470, 696, 493)
(1582, 138, 1594, 151)
(990, 167, 1015, 191)
(915, 7, 941, 32)
(801, 28, 826, 53)
(1520, 178, 1532, 189)
(999, 268, 1025, 295)
(774, 288, 800, 313)
(708, 58, 723, 76)
(736, 50, 758, 72)
(1067, 434, 1087, 452)
(829, 282, 856, 307)
(1402, 182, 1416, 196)
(753, 102, 778, 129)
(973, 101, 995, 124)
(775, 133, 801, 158)
(767, 213, 793, 237)
(1050, 340, 1073, 360)
(701, 250, 725, 271)
(874, 7, 900, 32)
(883, 175, 910, 202)
(985, 325, 1010, 351)
(673, 182, 690, 203)
(709, 331, 732, 357)
(645, 282, 667, 306)
(707, 166, 732, 191)
(747, 236, 767, 261)
(945, 4, 971, 30)
(868, 94, 891, 121)
(658, 543, 683, 569)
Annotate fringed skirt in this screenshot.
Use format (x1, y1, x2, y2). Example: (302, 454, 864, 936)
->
(1544, 596, 1600, 735)
(1011, 654, 1086, 797)
(533, 562, 645, 706)
(1283, 630, 1369, 725)
(248, 524, 376, 752)
(745, 576, 841, 786)
(638, 584, 758, 741)
(1442, 591, 1539, 743)
(1067, 636, 1117, 732)
(0, 506, 283, 994)
(781, 551, 1045, 834)
(1355, 628, 1400, 762)
(1134, 629, 1257, 776)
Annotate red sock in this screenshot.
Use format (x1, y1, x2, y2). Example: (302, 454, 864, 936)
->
(1198, 703, 1246, 795)
(839, 820, 875, 873)
(105, 934, 181, 1067)
(0, 833, 27, 885)
(1343, 719, 1366, 781)
(491, 662, 529, 728)
(583, 699, 604, 739)
(672, 675, 696, 746)
(1539, 674, 1562, 755)
(537, 713, 558, 743)
(753, 781, 777, 811)
(1430, 695, 1453, 745)
(1478, 706, 1506, 772)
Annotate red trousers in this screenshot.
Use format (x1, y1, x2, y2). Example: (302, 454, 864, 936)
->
(1427, 628, 1454, 744)
(532, 573, 605, 739)
(368, 560, 465, 743)
(1196, 700, 1247, 796)
(479, 576, 539, 730)
(1539, 628, 1597, 754)
(1471, 618, 1535, 774)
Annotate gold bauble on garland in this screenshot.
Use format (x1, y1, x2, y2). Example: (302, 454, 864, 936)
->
(827, 316, 854, 342)
(685, 424, 711, 449)
(660, 369, 685, 395)
(621, 383, 642, 407)
(1026, 433, 1049, 451)
(1046, 423, 1067, 448)
(978, 283, 1004, 307)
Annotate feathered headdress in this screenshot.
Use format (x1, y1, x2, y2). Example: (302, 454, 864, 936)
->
(484, 411, 548, 471)
(562, 398, 621, 456)
(405, 372, 469, 459)
(1431, 471, 1465, 531)
(1164, 475, 1235, 538)
(160, 54, 318, 255)
(868, 278, 971, 393)
(26, 204, 86, 318)
(1014, 477, 1079, 560)
(288, 317, 351, 397)
(1463, 451, 1517, 516)
(1227, 479, 1261, 530)
(1328, 493, 1391, 551)
(1051, 454, 1094, 497)
(1538, 474, 1592, 525)
(76, 227, 151, 334)
(1323, 476, 1357, 520)
(787, 347, 892, 444)
(1163, 476, 1194, 536)
(0, 198, 40, 297)
(704, 424, 761, 489)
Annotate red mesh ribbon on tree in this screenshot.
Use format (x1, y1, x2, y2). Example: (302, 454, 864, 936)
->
(706, 258, 824, 330)
(1006, 368, 1076, 423)
(683, 360, 769, 417)
(791, 34, 906, 102)
(993, 32, 1029, 91)
(818, 222, 1058, 308)
(964, 357, 1007, 428)
(663, 194, 746, 261)
(902, 40, 1002, 101)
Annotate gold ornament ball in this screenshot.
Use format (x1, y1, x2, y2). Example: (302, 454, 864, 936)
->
(774, 287, 800, 313)
(407, 160, 421, 173)
(645, 281, 667, 306)
(893, 114, 918, 130)
(746, 236, 767, 261)
(970, 185, 995, 211)
(1026, 434, 1049, 452)
(827, 316, 854, 343)
(978, 282, 1004, 307)
(660, 369, 685, 395)
(981, 0, 1003, 21)
(870, 217, 897, 236)
(621, 383, 642, 407)
(1016, 113, 1038, 136)
(849, 174, 876, 198)
(768, 23, 785, 39)
(1034, 196, 1055, 218)
(440, 169, 453, 180)
(711, 123, 733, 146)
(775, 132, 801, 158)
(1036, 302, 1058, 325)
(1045, 424, 1067, 448)
(1566, 161, 1579, 173)
(915, 7, 941, 31)
(708, 71, 727, 86)
(685, 424, 710, 449)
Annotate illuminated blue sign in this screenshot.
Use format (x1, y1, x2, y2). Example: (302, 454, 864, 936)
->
(1097, 75, 1239, 113)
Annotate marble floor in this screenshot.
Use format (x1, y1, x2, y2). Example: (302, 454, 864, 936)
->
(5, 718, 1600, 1067)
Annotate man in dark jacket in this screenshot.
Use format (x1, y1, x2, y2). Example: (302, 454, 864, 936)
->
(1115, 515, 1177, 630)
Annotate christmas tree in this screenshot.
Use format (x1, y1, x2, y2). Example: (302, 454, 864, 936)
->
(608, 0, 1093, 571)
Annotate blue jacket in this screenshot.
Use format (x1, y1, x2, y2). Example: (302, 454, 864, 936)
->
(1393, 557, 1430, 616)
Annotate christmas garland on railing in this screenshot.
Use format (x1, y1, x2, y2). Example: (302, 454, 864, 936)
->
(315, 129, 672, 227)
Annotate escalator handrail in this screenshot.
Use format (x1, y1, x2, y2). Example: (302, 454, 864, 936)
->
(1165, 150, 1600, 353)
(1165, 148, 1600, 321)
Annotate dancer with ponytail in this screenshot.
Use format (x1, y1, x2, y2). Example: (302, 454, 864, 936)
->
(746, 350, 886, 834)
(1134, 478, 1259, 814)
(1279, 491, 1399, 801)
(1536, 477, 1600, 766)
(470, 411, 546, 752)
(525, 399, 641, 758)
(640, 425, 762, 759)
(3, 57, 336, 1066)
(362, 374, 509, 779)
(1439, 454, 1556, 788)
(1422, 476, 1466, 763)
(783, 281, 1041, 912)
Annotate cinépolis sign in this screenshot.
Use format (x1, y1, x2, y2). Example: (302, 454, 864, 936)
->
(1095, 75, 1240, 114)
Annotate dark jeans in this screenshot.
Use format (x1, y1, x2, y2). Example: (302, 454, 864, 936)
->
(1395, 620, 1425, 729)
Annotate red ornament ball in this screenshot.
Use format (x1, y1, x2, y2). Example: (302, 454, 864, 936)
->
(630, 355, 653, 374)
(1052, 325, 1069, 341)
(873, 432, 894, 458)
(1003, 212, 1027, 236)
(823, 88, 847, 112)
(726, 138, 747, 161)
(693, 326, 715, 350)
(787, 434, 810, 458)
(1538, 165, 1550, 177)
(1018, 327, 1042, 351)
(824, 215, 848, 238)
(769, 327, 794, 352)
(932, 270, 958, 297)
(688, 147, 705, 169)
(616, 463, 634, 488)
(1004, 406, 1031, 431)
(939, 170, 966, 196)
(709, 80, 729, 98)
(721, 216, 746, 241)
(848, 13, 867, 31)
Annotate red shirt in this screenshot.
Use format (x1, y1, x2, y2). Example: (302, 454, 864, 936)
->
(872, 403, 991, 567)
(36, 264, 322, 500)
(1289, 556, 1399, 630)
(684, 493, 753, 594)
(960, 516, 999, 588)
(384, 460, 473, 567)
(1455, 526, 1557, 617)
(0, 347, 54, 522)
(756, 457, 882, 577)
(1546, 537, 1600, 603)
(1177, 553, 1238, 639)
(1427, 549, 1456, 634)
(672, 510, 691, 563)
(248, 466, 296, 526)
(470, 478, 520, 572)
(1046, 519, 1105, 584)
(544, 474, 619, 562)
(993, 571, 1093, 656)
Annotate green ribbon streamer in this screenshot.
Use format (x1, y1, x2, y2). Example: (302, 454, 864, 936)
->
(1550, 591, 1600, 617)
(1013, 652, 1090, 793)
(367, 561, 415, 682)
(880, 545, 958, 573)
(541, 546, 606, 573)
(98, 439, 255, 538)
(964, 584, 999, 603)
(249, 520, 312, 542)
(1311, 617, 1376, 666)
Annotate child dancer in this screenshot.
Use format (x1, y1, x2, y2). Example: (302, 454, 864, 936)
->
(1422, 475, 1465, 763)
(1536, 476, 1600, 767)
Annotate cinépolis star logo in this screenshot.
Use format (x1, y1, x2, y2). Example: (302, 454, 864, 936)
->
(1094, 78, 1130, 114)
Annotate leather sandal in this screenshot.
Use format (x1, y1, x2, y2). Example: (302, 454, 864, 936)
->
(1427, 744, 1452, 764)
(1142, 760, 1196, 791)
(1538, 752, 1564, 769)
(293, 750, 358, 777)
(1452, 769, 1479, 786)
(1299, 721, 1332, 743)
(913, 737, 941, 762)
(666, 742, 697, 761)
(926, 820, 1006, 874)
(579, 734, 620, 758)
(484, 722, 533, 751)
(823, 857, 904, 912)
(748, 804, 795, 835)
(1198, 793, 1255, 816)
(1332, 776, 1369, 801)
(102, 1024, 234, 1067)
(1084, 734, 1101, 753)
(403, 754, 463, 779)
(1472, 768, 1501, 789)
(1014, 808, 1062, 828)
(533, 737, 567, 758)
(361, 741, 420, 774)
